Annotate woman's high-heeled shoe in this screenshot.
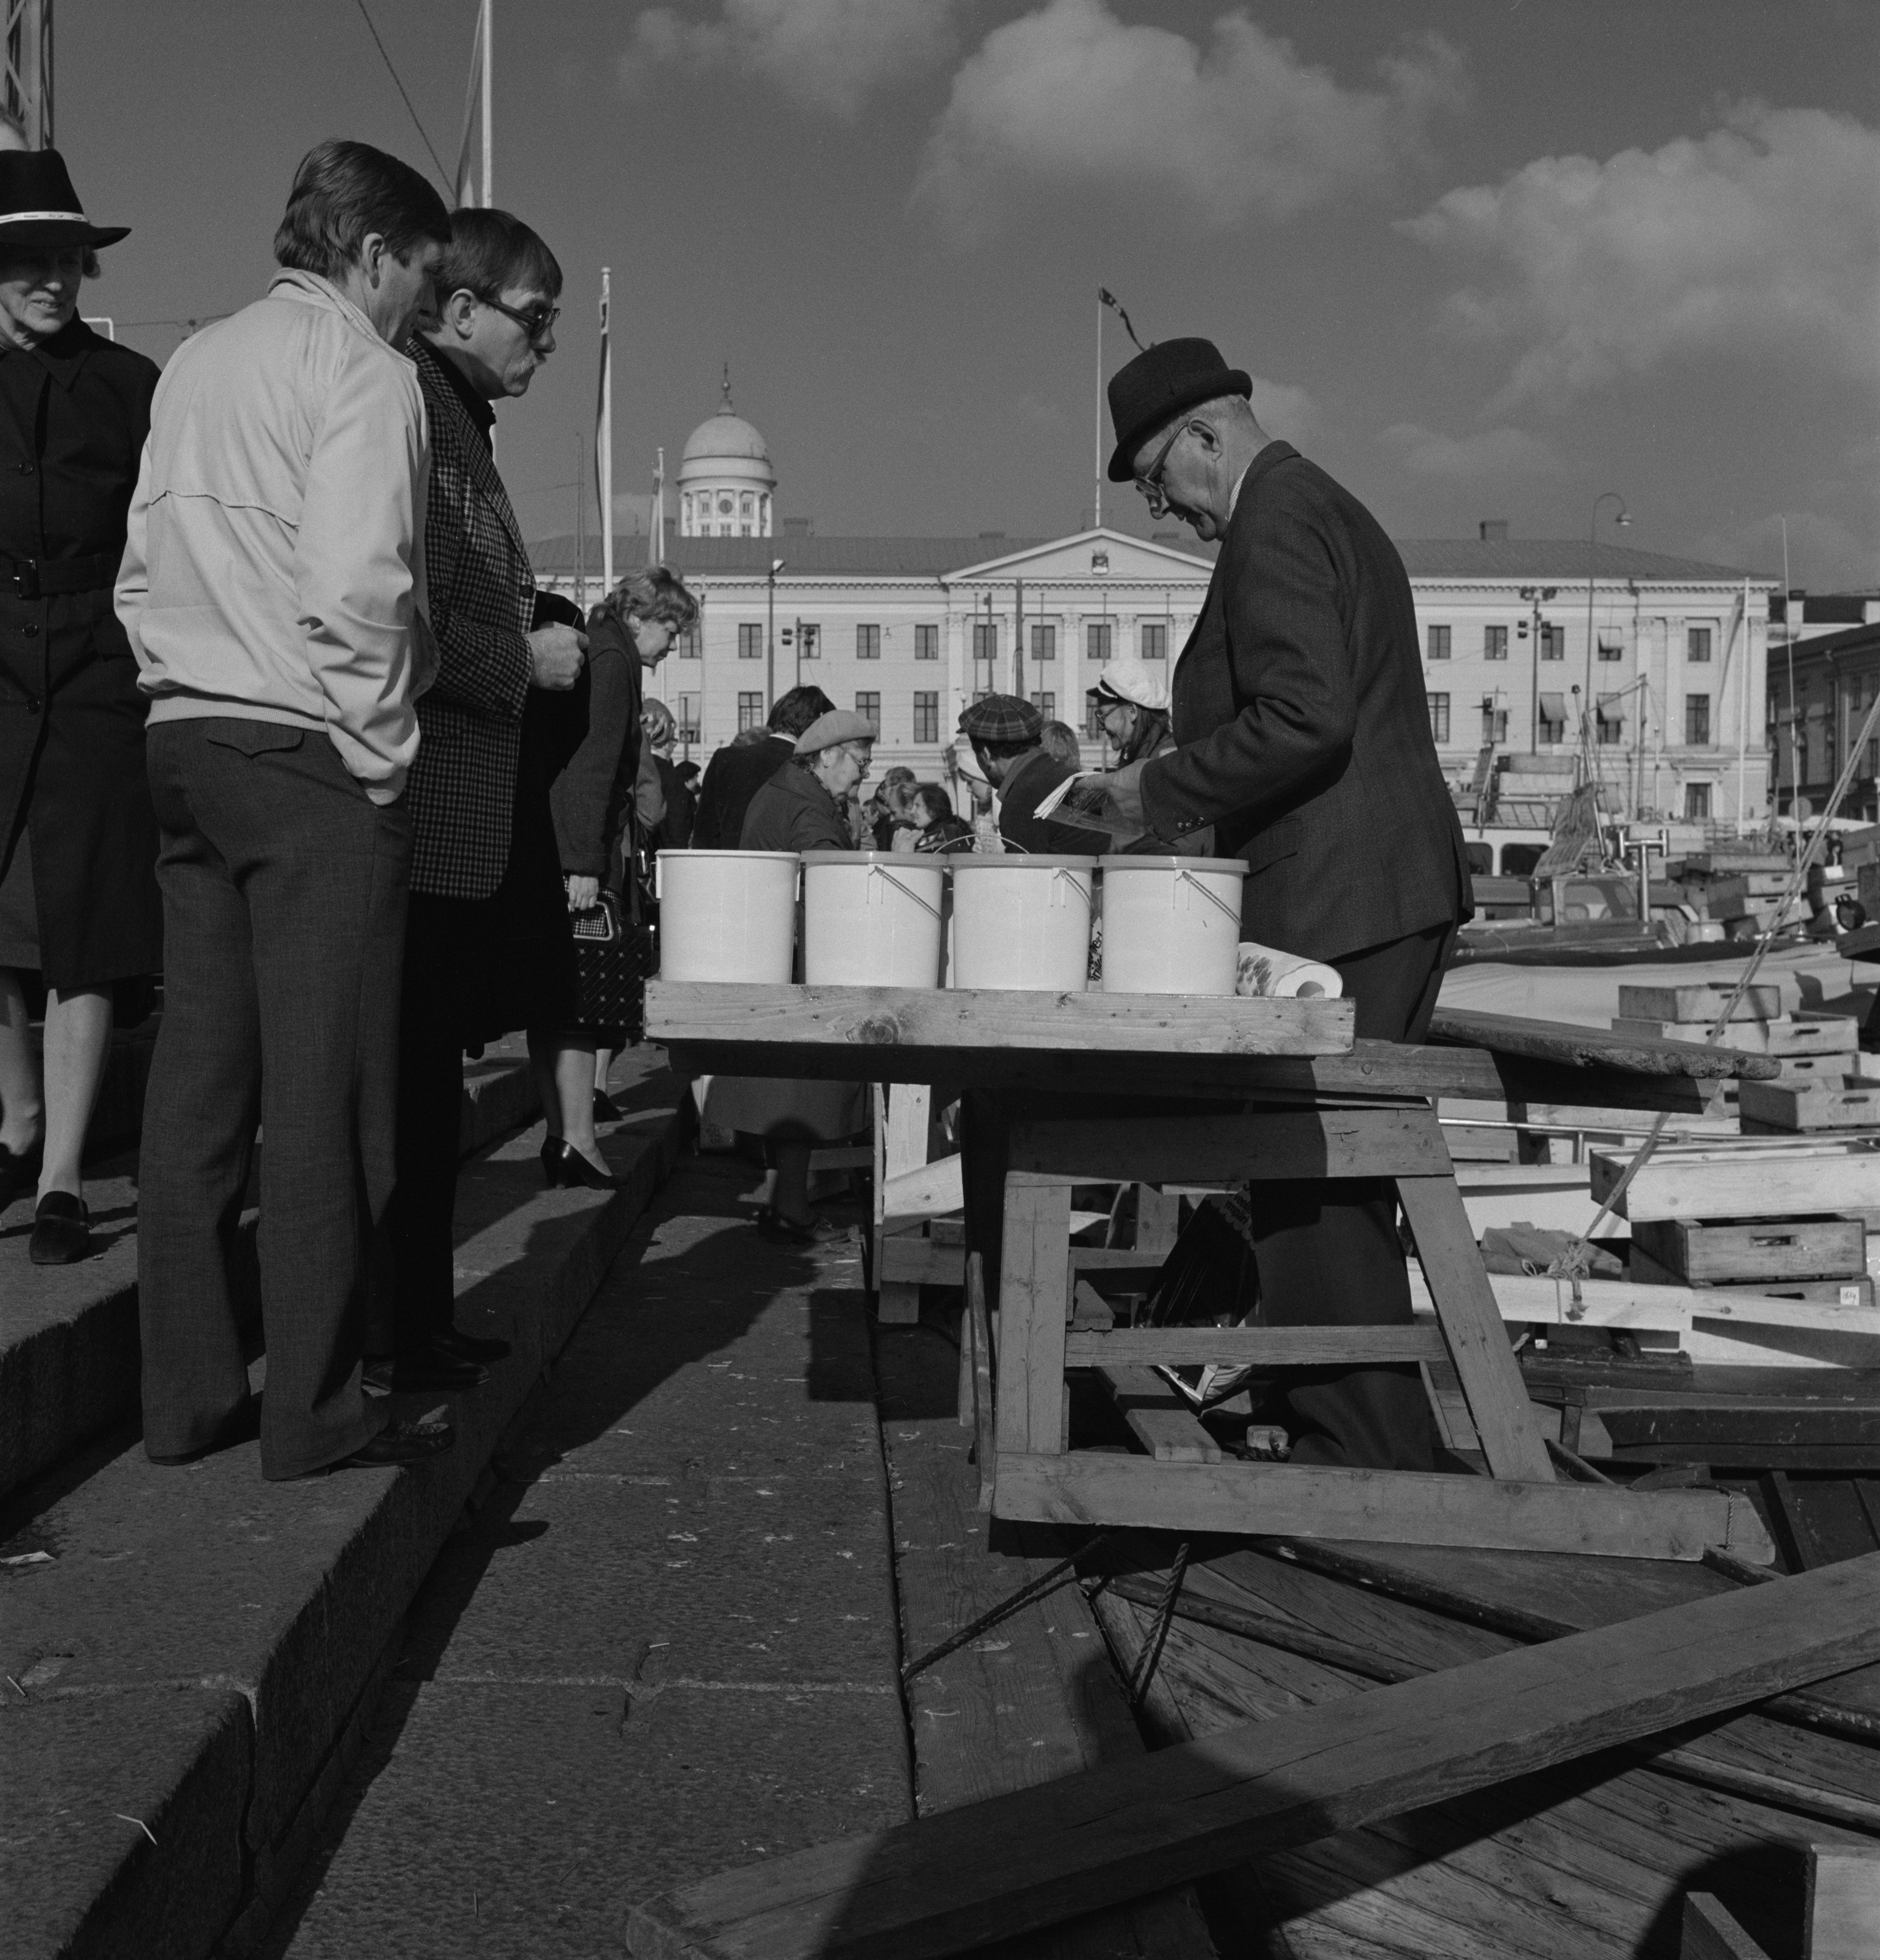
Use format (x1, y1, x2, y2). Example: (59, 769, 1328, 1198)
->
(541, 1136, 624, 1191)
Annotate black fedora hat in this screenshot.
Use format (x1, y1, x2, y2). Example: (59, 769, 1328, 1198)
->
(0, 148, 128, 249)
(1106, 337, 1250, 483)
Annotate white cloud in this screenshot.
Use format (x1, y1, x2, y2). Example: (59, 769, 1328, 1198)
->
(1404, 104, 1880, 410)
(620, 0, 958, 119)
(1381, 421, 1562, 481)
(914, 0, 1464, 239)
(1246, 377, 1319, 443)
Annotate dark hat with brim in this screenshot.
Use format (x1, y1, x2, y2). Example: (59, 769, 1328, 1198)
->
(958, 694, 1042, 745)
(0, 148, 129, 250)
(1106, 336, 1249, 483)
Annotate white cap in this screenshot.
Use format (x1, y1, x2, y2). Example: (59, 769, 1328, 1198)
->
(1094, 655, 1169, 712)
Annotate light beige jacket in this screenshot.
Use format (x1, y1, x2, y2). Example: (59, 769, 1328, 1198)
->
(116, 269, 431, 803)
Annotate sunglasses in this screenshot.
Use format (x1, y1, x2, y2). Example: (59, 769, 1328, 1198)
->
(479, 295, 561, 344)
(1133, 419, 1193, 516)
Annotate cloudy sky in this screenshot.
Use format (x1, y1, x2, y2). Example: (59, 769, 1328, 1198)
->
(66, 1, 1878, 586)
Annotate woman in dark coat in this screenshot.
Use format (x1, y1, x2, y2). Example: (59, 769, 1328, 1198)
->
(542, 565, 696, 1183)
(0, 151, 160, 1262)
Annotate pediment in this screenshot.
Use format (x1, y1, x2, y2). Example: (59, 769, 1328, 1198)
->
(946, 527, 1214, 585)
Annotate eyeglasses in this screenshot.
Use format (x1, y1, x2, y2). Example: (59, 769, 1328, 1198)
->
(1133, 420, 1191, 516)
(479, 295, 560, 344)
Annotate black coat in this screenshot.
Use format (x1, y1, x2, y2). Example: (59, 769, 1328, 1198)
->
(0, 317, 162, 989)
(692, 733, 793, 849)
(739, 759, 851, 854)
(549, 608, 640, 882)
(1139, 442, 1472, 963)
(996, 747, 1109, 857)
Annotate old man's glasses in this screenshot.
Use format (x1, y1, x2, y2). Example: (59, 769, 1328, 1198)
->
(1133, 419, 1193, 517)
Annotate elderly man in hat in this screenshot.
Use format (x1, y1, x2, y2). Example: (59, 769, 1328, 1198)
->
(958, 694, 1109, 856)
(1101, 337, 1472, 1473)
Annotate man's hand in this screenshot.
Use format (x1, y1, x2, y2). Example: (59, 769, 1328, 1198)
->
(565, 873, 601, 912)
(528, 624, 587, 691)
(1104, 759, 1148, 827)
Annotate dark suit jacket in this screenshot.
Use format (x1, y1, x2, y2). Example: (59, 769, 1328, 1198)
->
(1140, 442, 1471, 963)
(550, 609, 640, 882)
(692, 733, 793, 849)
(996, 747, 1110, 857)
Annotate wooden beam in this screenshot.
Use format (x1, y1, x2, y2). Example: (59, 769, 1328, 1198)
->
(1407, 1267, 1880, 1336)
(625, 1548, 1880, 1960)
(1429, 1007, 1779, 1080)
(1808, 1844, 1880, 1960)
(878, 1237, 965, 1286)
(1095, 1366, 1222, 1463)
(995, 1180, 1071, 1458)
(1682, 1894, 1774, 1960)
(991, 1451, 1768, 1561)
(1065, 1326, 1447, 1366)
(965, 1254, 995, 1515)
(1010, 1103, 1450, 1183)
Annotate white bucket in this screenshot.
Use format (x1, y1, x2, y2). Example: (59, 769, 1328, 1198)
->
(1098, 855, 1248, 996)
(654, 849, 799, 983)
(950, 855, 1097, 992)
(801, 852, 947, 988)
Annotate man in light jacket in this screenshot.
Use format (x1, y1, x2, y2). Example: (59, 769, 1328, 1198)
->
(115, 140, 452, 1480)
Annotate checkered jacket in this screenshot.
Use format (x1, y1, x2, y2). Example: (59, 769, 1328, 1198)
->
(405, 339, 534, 899)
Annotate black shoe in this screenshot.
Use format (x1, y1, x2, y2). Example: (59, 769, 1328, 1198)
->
(541, 1136, 624, 1191)
(28, 1190, 90, 1265)
(326, 1417, 456, 1471)
(433, 1325, 511, 1366)
(757, 1205, 848, 1246)
(593, 1090, 623, 1125)
(363, 1342, 488, 1395)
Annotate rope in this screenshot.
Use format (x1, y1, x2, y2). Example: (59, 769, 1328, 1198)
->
(900, 1532, 1113, 1684)
(1127, 1540, 1192, 1709)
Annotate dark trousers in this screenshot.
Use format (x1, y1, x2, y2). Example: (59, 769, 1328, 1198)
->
(139, 719, 410, 1479)
(1250, 921, 1455, 1470)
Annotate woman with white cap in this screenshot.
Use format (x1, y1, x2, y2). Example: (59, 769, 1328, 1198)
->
(704, 709, 876, 1242)
(1093, 655, 1174, 769)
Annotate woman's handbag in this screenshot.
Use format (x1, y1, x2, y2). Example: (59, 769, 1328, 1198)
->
(567, 875, 658, 1043)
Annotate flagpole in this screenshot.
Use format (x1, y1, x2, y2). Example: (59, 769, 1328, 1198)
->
(599, 267, 614, 596)
(480, 0, 493, 207)
(1093, 292, 1103, 533)
(651, 446, 665, 567)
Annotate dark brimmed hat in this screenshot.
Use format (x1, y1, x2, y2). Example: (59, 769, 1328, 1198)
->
(0, 148, 129, 249)
(958, 694, 1042, 745)
(1106, 337, 1249, 483)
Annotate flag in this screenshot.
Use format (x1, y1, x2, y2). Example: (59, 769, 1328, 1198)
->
(454, 0, 492, 208)
(595, 268, 614, 595)
(1099, 286, 1148, 352)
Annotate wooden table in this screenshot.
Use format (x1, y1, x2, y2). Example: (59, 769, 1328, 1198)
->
(648, 980, 1773, 1563)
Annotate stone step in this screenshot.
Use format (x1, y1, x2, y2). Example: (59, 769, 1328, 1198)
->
(1, 1055, 689, 1960)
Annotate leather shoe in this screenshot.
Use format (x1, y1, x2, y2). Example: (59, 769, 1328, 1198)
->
(757, 1205, 848, 1246)
(323, 1417, 456, 1471)
(363, 1342, 488, 1395)
(434, 1325, 511, 1365)
(29, 1190, 90, 1265)
(542, 1136, 624, 1191)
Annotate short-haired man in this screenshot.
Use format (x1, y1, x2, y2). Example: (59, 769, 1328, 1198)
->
(369, 205, 588, 1391)
(1102, 338, 1473, 1472)
(690, 683, 834, 848)
(957, 694, 1108, 855)
(117, 141, 452, 1478)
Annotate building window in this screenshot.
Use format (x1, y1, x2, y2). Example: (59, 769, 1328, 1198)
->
(1867, 736, 1878, 779)
(1484, 626, 1507, 661)
(857, 624, 881, 660)
(1141, 621, 1167, 661)
(740, 493, 754, 517)
(740, 524, 751, 537)
(1688, 626, 1713, 662)
(677, 623, 701, 659)
(1084, 689, 1105, 737)
(1685, 693, 1711, 746)
(1086, 620, 1111, 664)
(1540, 625, 1565, 661)
(1427, 625, 1451, 662)
(675, 693, 700, 741)
(681, 494, 692, 525)
(737, 691, 762, 733)
(1030, 621, 1056, 662)
(1538, 692, 1567, 745)
(797, 623, 820, 660)
(1031, 691, 1055, 720)
(1598, 636, 1623, 662)
(854, 691, 880, 728)
(1427, 692, 1450, 743)
(914, 624, 939, 661)
(1684, 782, 1712, 821)
(972, 621, 998, 664)
(738, 623, 761, 660)
(913, 692, 939, 744)
(1597, 703, 1623, 746)
(1480, 700, 1508, 745)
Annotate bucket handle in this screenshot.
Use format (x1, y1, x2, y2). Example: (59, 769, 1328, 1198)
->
(869, 863, 945, 923)
(1175, 868, 1242, 926)
(1053, 868, 1093, 908)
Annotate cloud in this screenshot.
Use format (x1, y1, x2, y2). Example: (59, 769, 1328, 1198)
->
(1696, 509, 1875, 591)
(1404, 103, 1880, 409)
(1381, 421, 1562, 481)
(1246, 377, 1319, 443)
(620, 0, 958, 118)
(914, 0, 1465, 239)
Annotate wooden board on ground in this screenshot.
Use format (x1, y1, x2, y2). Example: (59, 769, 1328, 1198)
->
(1095, 1366, 1222, 1463)
(1429, 1007, 1778, 1078)
(1409, 1264, 1880, 1335)
(1683, 1894, 1774, 1959)
(1808, 1844, 1880, 1960)
(625, 1552, 1880, 1960)
(1631, 1214, 1869, 1285)
(1589, 1138, 1880, 1222)
(1617, 982, 1782, 1024)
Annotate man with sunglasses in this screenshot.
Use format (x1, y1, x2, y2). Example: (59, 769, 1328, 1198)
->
(1101, 338, 1472, 1475)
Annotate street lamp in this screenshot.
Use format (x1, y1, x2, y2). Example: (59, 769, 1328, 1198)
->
(1520, 584, 1559, 752)
(1583, 493, 1630, 774)
(766, 557, 785, 716)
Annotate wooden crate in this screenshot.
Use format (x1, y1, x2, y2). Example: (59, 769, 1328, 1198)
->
(1768, 1013, 1862, 1056)
(1768, 1050, 1879, 1084)
(1739, 1076, 1880, 1132)
(1616, 982, 1781, 1023)
(1611, 1016, 1768, 1052)
(1589, 1137, 1880, 1222)
(1630, 1213, 1867, 1285)
(1706, 872, 1795, 908)
(1628, 1242, 1873, 1307)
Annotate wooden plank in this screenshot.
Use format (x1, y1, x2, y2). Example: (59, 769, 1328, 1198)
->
(623, 1547, 1880, 1960)
(1097, 1366, 1224, 1463)
(1066, 1327, 1448, 1367)
(1135, 1184, 1182, 1256)
(879, 1237, 965, 1285)
(879, 1154, 964, 1220)
(1410, 1266, 1880, 1335)
(1428, 1007, 1779, 1079)
(646, 979, 1354, 1057)
(1617, 982, 1783, 1023)
(995, 1178, 1071, 1458)
(1630, 1244, 1874, 1308)
(1808, 1844, 1880, 1960)
(1398, 1174, 1555, 1481)
(1010, 1104, 1449, 1183)
(1590, 1138, 1880, 1222)
(966, 1255, 995, 1514)
(993, 1451, 1766, 1560)
(1740, 1076, 1880, 1131)
(1613, 1017, 1770, 1053)
(1632, 1214, 1868, 1285)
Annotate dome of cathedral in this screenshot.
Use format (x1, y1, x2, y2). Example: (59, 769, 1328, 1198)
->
(681, 407, 770, 467)
(676, 371, 777, 537)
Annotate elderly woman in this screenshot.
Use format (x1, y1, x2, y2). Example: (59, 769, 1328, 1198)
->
(0, 150, 160, 1262)
(544, 564, 697, 1183)
(708, 709, 875, 1242)
(1093, 655, 1174, 767)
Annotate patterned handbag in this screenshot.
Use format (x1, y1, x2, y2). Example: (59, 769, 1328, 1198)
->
(567, 874, 657, 1043)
